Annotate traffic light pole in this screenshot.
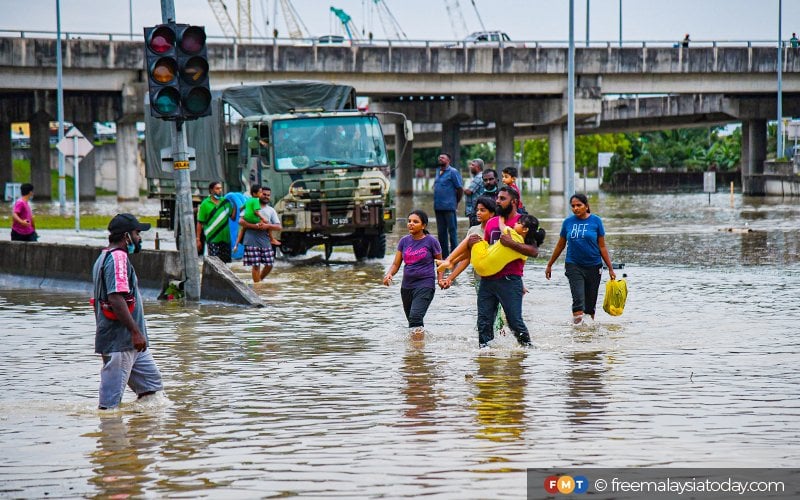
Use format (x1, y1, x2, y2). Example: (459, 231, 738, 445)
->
(160, 0, 201, 301)
(172, 122, 201, 301)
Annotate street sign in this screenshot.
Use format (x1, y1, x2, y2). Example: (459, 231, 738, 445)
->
(160, 146, 197, 171)
(56, 127, 94, 158)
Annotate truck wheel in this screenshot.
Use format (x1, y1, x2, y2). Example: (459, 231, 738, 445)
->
(352, 239, 369, 261)
(366, 233, 386, 259)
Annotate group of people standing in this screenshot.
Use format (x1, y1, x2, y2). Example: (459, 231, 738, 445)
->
(385, 153, 617, 347)
(196, 181, 282, 283)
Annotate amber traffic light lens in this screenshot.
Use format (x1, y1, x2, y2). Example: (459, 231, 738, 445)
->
(181, 56, 208, 84)
(152, 58, 178, 84)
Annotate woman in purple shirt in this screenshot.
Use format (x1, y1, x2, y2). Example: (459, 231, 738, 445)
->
(383, 210, 444, 337)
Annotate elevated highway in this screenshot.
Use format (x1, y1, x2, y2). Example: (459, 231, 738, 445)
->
(1, 36, 798, 197)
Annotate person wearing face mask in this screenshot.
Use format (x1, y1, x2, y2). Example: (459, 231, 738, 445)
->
(91, 213, 164, 410)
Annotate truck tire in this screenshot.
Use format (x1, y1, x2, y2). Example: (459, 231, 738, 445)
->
(352, 238, 369, 261)
(366, 233, 386, 259)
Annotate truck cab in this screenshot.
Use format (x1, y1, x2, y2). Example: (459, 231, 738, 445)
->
(240, 112, 394, 258)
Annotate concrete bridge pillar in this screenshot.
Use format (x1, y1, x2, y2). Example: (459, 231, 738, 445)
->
(442, 121, 461, 169)
(495, 123, 515, 172)
(548, 125, 565, 195)
(75, 122, 96, 200)
(741, 119, 767, 196)
(29, 111, 53, 201)
(0, 120, 11, 190)
(115, 122, 140, 201)
(395, 122, 414, 195)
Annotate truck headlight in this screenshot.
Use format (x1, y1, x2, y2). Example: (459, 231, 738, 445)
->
(282, 214, 296, 227)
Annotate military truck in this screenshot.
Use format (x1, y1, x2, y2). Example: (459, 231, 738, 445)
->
(145, 81, 402, 259)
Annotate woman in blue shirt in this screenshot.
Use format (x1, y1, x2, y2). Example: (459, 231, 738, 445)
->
(545, 194, 616, 324)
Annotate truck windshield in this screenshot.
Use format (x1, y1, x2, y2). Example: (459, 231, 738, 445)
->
(273, 115, 388, 170)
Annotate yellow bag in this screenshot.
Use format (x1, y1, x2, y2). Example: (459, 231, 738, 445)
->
(602, 278, 628, 316)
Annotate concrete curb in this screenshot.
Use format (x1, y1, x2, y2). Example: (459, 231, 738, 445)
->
(0, 241, 262, 307)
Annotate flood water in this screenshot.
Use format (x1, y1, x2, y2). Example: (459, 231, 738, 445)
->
(1, 192, 799, 498)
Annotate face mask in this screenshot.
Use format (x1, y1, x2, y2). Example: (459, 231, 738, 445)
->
(126, 234, 142, 254)
(212, 194, 221, 200)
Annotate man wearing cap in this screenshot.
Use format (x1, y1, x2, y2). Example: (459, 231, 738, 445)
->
(92, 213, 163, 410)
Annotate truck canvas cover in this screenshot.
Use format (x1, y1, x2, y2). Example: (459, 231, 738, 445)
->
(145, 81, 357, 182)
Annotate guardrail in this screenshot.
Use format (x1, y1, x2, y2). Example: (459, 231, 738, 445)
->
(0, 29, 785, 48)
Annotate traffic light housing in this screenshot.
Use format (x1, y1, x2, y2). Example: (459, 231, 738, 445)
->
(176, 25, 211, 119)
(144, 23, 211, 121)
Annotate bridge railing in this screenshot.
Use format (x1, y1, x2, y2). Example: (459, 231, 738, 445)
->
(0, 29, 784, 48)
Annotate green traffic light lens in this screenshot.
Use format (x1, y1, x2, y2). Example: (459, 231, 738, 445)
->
(153, 88, 180, 115)
(180, 26, 206, 54)
(184, 87, 212, 115)
(181, 56, 209, 84)
(149, 26, 175, 54)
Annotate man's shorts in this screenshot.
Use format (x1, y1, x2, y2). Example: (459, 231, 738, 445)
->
(99, 350, 163, 409)
(207, 242, 232, 263)
(243, 245, 275, 267)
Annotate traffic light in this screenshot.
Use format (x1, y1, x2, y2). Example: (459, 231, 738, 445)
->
(176, 25, 211, 119)
(144, 24, 180, 119)
(144, 24, 211, 120)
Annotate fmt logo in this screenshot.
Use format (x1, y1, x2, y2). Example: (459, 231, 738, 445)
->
(544, 475, 589, 495)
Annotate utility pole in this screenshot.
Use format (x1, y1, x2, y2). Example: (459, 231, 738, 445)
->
(566, 0, 576, 212)
(56, 0, 66, 211)
(586, 0, 590, 47)
(777, 0, 784, 158)
(159, 0, 201, 301)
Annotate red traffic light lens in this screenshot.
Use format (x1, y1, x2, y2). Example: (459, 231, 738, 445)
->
(149, 26, 175, 54)
(151, 58, 178, 84)
(181, 56, 209, 84)
(183, 87, 212, 115)
(179, 26, 206, 54)
(152, 87, 180, 115)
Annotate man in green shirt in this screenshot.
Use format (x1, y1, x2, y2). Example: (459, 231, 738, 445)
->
(196, 181, 236, 263)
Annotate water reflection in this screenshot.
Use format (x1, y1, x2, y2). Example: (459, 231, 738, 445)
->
(399, 343, 440, 429)
(565, 347, 610, 429)
(85, 414, 159, 499)
(473, 353, 527, 442)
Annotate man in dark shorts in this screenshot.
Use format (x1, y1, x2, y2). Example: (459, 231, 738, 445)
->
(239, 186, 282, 282)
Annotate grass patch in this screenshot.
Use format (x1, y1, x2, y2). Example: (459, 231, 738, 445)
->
(0, 214, 158, 230)
(12, 158, 116, 198)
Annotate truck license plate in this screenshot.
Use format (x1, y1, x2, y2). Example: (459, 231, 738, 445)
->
(329, 216, 350, 225)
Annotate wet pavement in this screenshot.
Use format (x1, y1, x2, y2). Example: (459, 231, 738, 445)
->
(1, 192, 799, 498)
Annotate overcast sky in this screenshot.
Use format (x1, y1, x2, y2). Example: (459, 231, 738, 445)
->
(2, 0, 798, 44)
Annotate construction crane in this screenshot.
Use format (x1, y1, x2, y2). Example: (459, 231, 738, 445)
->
(470, 0, 486, 31)
(330, 6, 360, 41)
(370, 0, 408, 41)
(442, 0, 469, 39)
(208, 0, 239, 39)
(279, 0, 310, 39)
(208, 0, 256, 41)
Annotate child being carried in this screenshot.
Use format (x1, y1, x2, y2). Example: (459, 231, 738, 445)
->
(437, 215, 544, 277)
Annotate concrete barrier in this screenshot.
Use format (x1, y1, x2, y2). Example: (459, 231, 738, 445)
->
(0, 241, 262, 306)
(0, 240, 181, 295)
